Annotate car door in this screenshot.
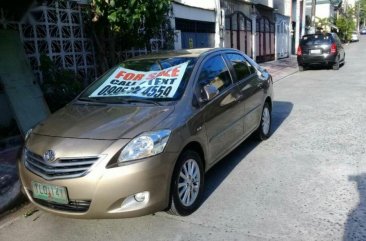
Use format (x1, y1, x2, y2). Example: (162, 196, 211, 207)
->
(225, 53, 265, 136)
(197, 54, 244, 163)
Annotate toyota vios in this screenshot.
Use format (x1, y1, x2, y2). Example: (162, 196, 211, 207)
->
(18, 48, 273, 218)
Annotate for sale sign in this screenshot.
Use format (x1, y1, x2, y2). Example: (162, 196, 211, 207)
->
(89, 62, 189, 99)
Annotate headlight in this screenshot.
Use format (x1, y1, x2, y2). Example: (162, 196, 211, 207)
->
(118, 130, 171, 164)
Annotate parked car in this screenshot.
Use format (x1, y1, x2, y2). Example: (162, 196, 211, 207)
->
(297, 32, 345, 71)
(18, 48, 273, 218)
(351, 31, 359, 42)
(360, 28, 366, 35)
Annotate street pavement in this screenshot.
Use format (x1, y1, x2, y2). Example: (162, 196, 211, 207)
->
(1, 37, 366, 241)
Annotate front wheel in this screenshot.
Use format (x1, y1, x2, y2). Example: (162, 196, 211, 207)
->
(254, 102, 272, 140)
(167, 150, 204, 216)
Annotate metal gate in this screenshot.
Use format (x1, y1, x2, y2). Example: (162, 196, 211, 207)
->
(256, 17, 275, 63)
(275, 17, 290, 59)
(225, 11, 253, 57)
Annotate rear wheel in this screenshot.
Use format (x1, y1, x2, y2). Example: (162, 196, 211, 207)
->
(333, 57, 340, 70)
(167, 150, 204, 216)
(254, 102, 272, 141)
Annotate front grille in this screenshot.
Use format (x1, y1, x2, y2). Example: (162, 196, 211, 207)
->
(32, 195, 91, 212)
(24, 150, 99, 180)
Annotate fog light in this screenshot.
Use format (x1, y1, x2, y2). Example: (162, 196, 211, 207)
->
(134, 192, 148, 202)
(115, 191, 150, 212)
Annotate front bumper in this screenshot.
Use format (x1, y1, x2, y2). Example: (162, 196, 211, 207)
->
(18, 137, 178, 219)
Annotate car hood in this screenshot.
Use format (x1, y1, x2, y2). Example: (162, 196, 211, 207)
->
(33, 102, 175, 140)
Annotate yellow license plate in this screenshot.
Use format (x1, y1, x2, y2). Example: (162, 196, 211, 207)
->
(31, 181, 69, 204)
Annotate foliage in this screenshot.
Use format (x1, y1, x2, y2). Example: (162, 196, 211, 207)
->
(39, 55, 83, 113)
(315, 17, 332, 31)
(336, 6, 356, 41)
(85, 0, 172, 73)
(360, 0, 366, 26)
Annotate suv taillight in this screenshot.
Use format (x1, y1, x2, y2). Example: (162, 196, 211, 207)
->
(330, 43, 337, 54)
(297, 46, 302, 56)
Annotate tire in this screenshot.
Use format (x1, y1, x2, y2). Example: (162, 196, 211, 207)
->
(167, 150, 204, 216)
(299, 65, 304, 72)
(254, 102, 272, 141)
(333, 57, 340, 70)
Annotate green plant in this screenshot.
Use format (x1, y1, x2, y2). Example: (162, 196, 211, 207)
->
(336, 6, 356, 42)
(85, 0, 172, 73)
(39, 55, 83, 113)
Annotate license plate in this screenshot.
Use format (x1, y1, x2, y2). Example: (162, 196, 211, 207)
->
(310, 49, 321, 54)
(32, 181, 69, 204)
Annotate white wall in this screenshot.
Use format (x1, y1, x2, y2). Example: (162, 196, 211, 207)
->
(172, 0, 221, 48)
(173, 0, 216, 10)
(255, 0, 274, 8)
(273, 0, 292, 16)
(172, 3, 216, 22)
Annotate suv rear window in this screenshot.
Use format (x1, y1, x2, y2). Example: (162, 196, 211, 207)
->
(301, 34, 332, 46)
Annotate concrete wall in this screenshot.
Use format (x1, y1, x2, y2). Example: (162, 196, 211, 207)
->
(305, 2, 334, 20)
(172, 0, 221, 48)
(255, 0, 274, 8)
(273, 0, 292, 16)
(0, 93, 12, 126)
(173, 0, 216, 10)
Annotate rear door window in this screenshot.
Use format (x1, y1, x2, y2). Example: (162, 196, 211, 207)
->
(225, 53, 255, 82)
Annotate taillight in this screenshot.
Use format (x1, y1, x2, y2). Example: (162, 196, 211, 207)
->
(297, 46, 302, 56)
(330, 43, 337, 54)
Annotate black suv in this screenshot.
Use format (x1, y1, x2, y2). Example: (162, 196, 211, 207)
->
(297, 32, 345, 71)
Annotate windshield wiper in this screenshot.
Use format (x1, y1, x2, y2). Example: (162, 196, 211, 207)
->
(78, 97, 101, 103)
(78, 97, 128, 104)
(125, 98, 162, 106)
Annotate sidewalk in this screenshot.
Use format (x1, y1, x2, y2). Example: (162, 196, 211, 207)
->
(260, 55, 298, 83)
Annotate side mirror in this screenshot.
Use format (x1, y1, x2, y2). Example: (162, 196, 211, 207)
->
(201, 84, 219, 102)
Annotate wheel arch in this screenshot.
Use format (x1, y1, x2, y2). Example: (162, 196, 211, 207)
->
(265, 96, 272, 112)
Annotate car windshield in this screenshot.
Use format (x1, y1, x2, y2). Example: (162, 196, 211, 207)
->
(301, 34, 332, 46)
(79, 57, 197, 103)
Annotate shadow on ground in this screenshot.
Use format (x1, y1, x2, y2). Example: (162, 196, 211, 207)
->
(302, 63, 345, 71)
(343, 173, 366, 241)
(202, 100, 293, 202)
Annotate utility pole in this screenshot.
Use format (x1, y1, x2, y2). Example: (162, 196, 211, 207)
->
(310, 0, 317, 33)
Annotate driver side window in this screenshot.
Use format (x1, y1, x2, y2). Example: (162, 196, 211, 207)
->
(198, 55, 232, 93)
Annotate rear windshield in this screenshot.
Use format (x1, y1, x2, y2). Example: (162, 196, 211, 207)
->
(301, 34, 332, 46)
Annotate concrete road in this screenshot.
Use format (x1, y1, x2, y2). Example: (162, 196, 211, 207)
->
(1, 37, 366, 241)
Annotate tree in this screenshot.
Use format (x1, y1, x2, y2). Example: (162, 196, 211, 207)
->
(359, 0, 366, 27)
(315, 17, 331, 32)
(86, 0, 172, 73)
(336, 6, 356, 41)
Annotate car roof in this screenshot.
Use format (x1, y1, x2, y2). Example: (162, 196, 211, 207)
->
(126, 48, 242, 61)
(128, 48, 214, 60)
